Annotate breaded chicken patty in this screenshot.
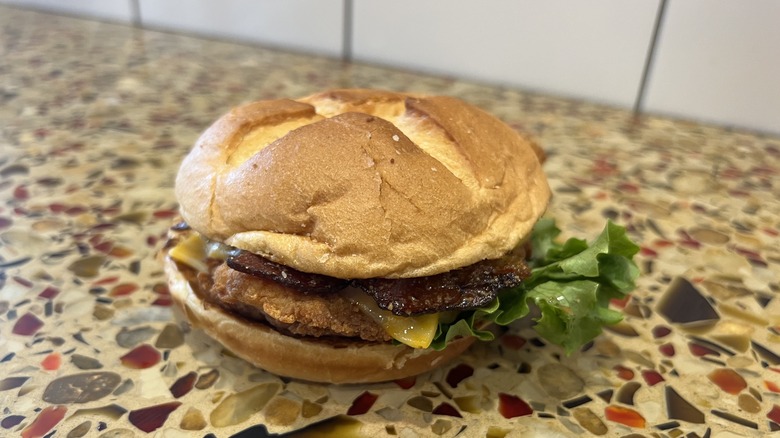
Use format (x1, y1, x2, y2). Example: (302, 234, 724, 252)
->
(204, 264, 391, 343)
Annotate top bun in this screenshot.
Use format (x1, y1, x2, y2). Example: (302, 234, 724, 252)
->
(176, 89, 550, 279)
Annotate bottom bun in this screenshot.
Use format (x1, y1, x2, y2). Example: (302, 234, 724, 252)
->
(163, 256, 476, 384)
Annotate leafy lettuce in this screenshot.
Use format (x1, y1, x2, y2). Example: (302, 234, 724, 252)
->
(429, 219, 640, 353)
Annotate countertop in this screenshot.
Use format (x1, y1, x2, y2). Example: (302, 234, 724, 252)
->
(1, 6, 779, 437)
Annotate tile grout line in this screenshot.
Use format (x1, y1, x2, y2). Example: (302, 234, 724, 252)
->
(129, 0, 141, 27)
(633, 0, 668, 116)
(342, 0, 353, 62)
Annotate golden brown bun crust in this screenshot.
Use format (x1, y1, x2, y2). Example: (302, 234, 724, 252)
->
(176, 89, 550, 278)
(164, 256, 475, 384)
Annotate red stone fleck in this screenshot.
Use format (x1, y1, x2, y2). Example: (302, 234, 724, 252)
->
(446, 363, 474, 388)
(610, 294, 631, 309)
(13, 276, 33, 288)
(659, 343, 675, 357)
(731, 246, 761, 259)
(707, 368, 747, 395)
(394, 376, 416, 389)
(750, 164, 777, 175)
(676, 230, 702, 249)
(719, 166, 742, 179)
(617, 182, 639, 194)
(763, 227, 779, 237)
(120, 344, 161, 369)
(678, 239, 702, 250)
(614, 365, 635, 380)
(13, 185, 29, 201)
(90, 223, 117, 232)
(34, 128, 50, 140)
(93, 241, 114, 254)
(432, 402, 462, 418)
(768, 405, 780, 425)
(605, 405, 646, 428)
(49, 203, 68, 213)
(764, 380, 780, 393)
(639, 246, 658, 257)
(93, 276, 119, 286)
(128, 402, 181, 433)
(592, 158, 618, 177)
(347, 391, 378, 416)
(170, 372, 197, 398)
(689, 342, 719, 357)
(38, 286, 60, 300)
(12, 313, 44, 336)
(498, 392, 533, 419)
(151, 297, 173, 307)
(153, 209, 178, 219)
(731, 246, 766, 265)
(147, 235, 158, 246)
(110, 283, 138, 297)
(152, 283, 170, 295)
(41, 352, 62, 371)
(64, 206, 88, 216)
(501, 334, 527, 350)
(641, 370, 665, 386)
(13, 207, 28, 216)
(728, 189, 751, 198)
(652, 325, 672, 338)
(109, 246, 133, 258)
(652, 239, 674, 248)
(0, 217, 12, 229)
(20, 405, 67, 438)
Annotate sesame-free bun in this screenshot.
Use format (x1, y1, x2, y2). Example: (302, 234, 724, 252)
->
(164, 256, 476, 384)
(176, 89, 550, 279)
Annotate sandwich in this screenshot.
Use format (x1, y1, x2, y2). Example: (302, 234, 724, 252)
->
(163, 89, 639, 383)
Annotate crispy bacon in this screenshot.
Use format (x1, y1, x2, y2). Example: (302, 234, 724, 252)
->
(226, 247, 530, 316)
(227, 251, 349, 294)
(356, 252, 530, 316)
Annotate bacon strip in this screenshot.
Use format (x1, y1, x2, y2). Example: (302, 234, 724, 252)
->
(356, 252, 530, 316)
(227, 248, 530, 316)
(227, 251, 349, 294)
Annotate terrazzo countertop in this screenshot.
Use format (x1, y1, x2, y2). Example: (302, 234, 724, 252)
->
(1, 6, 779, 438)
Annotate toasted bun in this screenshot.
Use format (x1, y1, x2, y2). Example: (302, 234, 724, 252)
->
(176, 89, 550, 278)
(164, 256, 476, 384)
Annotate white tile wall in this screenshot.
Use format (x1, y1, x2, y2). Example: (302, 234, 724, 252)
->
(351, 0, 660, 108)
(2, 0, 779, 134)
(644, 0, 780, 135)
(137, 0, 344, 57)
(0, 0, 133, 22)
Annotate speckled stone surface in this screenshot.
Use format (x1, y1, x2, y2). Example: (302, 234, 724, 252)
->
(1, 6, 779, 438)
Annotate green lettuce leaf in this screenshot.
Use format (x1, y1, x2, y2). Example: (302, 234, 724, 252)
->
(430, 219, 640, 353)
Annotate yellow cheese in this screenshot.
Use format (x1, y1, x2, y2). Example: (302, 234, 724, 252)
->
(342, 288, 439, 349)
(168, 233, 209, 272)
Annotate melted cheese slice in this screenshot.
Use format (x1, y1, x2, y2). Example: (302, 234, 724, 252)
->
(168, 233, 208, 272)
(168, 234, 439, 348)
(341, 288, 438, 349)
